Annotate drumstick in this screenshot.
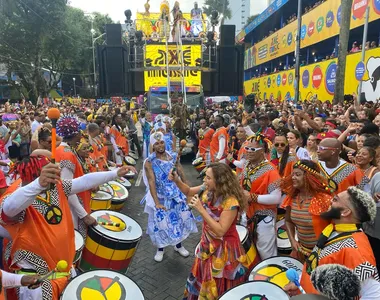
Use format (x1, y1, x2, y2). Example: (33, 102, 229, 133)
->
(28, 260, 68, 289)
(98, 221, 126, 230)
(172, 139, 187, 175)
(47, 108, 61, 164)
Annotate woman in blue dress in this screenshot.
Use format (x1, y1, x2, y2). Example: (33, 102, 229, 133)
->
(142, 132, 197, 262)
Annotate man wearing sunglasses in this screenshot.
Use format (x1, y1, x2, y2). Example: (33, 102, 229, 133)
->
(241, 136, 282, 260)
(317, 138, 367, 193)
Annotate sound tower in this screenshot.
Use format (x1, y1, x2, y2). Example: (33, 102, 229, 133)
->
(220, 25, 235, 46)
(218, 45, 244, 95)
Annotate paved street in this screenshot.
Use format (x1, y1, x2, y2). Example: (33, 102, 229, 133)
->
(123, 157, 202, 300)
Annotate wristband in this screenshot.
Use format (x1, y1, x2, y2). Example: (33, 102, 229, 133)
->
(250, 193, 258, 203)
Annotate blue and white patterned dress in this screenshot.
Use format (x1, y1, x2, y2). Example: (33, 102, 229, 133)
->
(142, 151, 198, 248)
(164, 132, 174, 152)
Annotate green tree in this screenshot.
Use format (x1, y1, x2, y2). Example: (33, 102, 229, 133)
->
(246, 14, 259, 26)
(333, 0, 353, 104)
(203, 0, 232, 22)
(0, 0, 114, 102)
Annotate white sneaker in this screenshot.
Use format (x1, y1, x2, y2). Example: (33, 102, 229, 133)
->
(174, 246, 189, 257)
(154, 250, 164, 262)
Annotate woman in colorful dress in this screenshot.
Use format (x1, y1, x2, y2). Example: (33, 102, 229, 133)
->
(281, 160, 332, 262)
(170, 163, 248, 300)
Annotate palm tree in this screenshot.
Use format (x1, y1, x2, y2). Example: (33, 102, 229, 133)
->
(203, 0, 232, 22)
(333, 0, 353, 104)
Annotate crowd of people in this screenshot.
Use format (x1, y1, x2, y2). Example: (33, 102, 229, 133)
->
(0, 94, 379, 299)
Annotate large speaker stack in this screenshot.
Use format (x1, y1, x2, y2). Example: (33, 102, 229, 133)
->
(98, 24, 244, 97)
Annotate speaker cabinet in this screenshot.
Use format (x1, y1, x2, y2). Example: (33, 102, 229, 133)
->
(106, 24, 122, 45)
(220, 25, 236, 46)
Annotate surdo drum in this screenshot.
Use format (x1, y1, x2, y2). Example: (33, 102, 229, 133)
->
(218, 281, 289, 300)
(236, 225, 260, 271)
(107, 181, 129, 211)
(60, 269, 144, 300)
(90, 190, 112, 211)
(79, 210, 142, 274)
(124, 156, 136, 166)
(74, 230, 84, 265)
(192, 157, 205, 172)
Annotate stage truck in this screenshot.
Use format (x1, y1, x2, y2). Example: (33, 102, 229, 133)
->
(128, 0, 217, 112)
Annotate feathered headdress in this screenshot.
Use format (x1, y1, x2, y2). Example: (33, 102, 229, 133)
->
(9, 155, 50, 183)
(247, 131, 273, 150)
(56, 115, 81, 139)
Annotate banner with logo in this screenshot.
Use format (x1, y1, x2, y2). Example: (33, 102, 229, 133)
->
(244, 48, 380, 102)
(144, 44, 201, 90)
(244, 0, 380, 70)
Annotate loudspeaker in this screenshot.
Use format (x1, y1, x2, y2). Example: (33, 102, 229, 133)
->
(106, 24, 122, 45)
(98, 45, 130, 96)
(218, 45, 244, 95)
(220, 25, 235, 46)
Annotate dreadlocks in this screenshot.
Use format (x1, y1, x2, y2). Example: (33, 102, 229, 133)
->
(247, 132, 272, 153)
(10, 155, 50, 183)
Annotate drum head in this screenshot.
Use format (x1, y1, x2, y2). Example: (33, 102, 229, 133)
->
(61, 269, 144, 300)
(92, 190, 112, 201)
(236, 225, 247, 243)
(74, 230, 84, 251)
(125, 156, 136, 166)
(218, 281, 289, 300)
(124, 171, 135, 179)
(192, 157, 203, 166)
(108, 181, 129, 200)
(90, 210, 142, 241)
(99, 184, 114, 195)
(114, 177, 132, 188)
(249, 256, 303, 288)
(128, 152, 139, 160)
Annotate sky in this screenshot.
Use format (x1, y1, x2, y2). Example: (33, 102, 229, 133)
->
(68, 0, 268, 23)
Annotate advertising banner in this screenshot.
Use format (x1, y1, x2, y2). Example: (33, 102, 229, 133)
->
(244, 0, 380, 70)
(144, 45, 201, 90)
(243, 48, 380, 102)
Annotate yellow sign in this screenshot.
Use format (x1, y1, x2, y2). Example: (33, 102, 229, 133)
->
(144, 45, 201, 89)
(245, 0, 380, 69)
(244, 48, 380, 102)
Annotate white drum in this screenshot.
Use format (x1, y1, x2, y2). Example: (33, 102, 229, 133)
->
(60, 269, 144, 300)
(128, 152, 139, 160)
(249, 256, 303, 288)
(124, 156, 136, 166)
(74, 230, 84, 265)
(218, 281, 289, 300)
(114, 177, 132, 190)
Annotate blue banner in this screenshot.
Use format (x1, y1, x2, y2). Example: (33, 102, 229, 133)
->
(237, 0, 289, 40)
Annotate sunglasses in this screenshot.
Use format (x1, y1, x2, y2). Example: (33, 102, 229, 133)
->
(274, 143, 287, 147)
(245, 146, 263, 152)
(318, 146, 338, 151)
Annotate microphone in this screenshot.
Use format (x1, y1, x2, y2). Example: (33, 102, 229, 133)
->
(311, 264, 361, 300)
(286, 269, 306, 294)
(189, 185, 206, 211)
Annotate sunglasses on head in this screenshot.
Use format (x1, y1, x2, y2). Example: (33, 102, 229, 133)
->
(274, 143, 287, 147)
(244, 146, 263, 152)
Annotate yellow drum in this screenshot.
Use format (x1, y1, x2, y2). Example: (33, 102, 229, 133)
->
(90, 190, 112, 211)
(108, 181, 129, 211)
(79, 210, 142, 274)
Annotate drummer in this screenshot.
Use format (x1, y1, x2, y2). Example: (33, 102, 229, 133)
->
(0, 155, 134, 300)
(55, 115, 96, 237)
(87, 123, 108, 171)
(143, 132, 197, 262)
(196, 118, 214, 166)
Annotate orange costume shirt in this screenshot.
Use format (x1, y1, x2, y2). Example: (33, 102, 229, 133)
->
(198, 127, 214, 160)
(56, 144, 90, 213)
(241, 161, 281, 230)
(301, 230, 379, 294)
(0, 180, 75, 300)
(109, 125, 129, 157)
(89, 136, 108, 171)
(210, 127, 228, 162)
(318, 161, 367, 193)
